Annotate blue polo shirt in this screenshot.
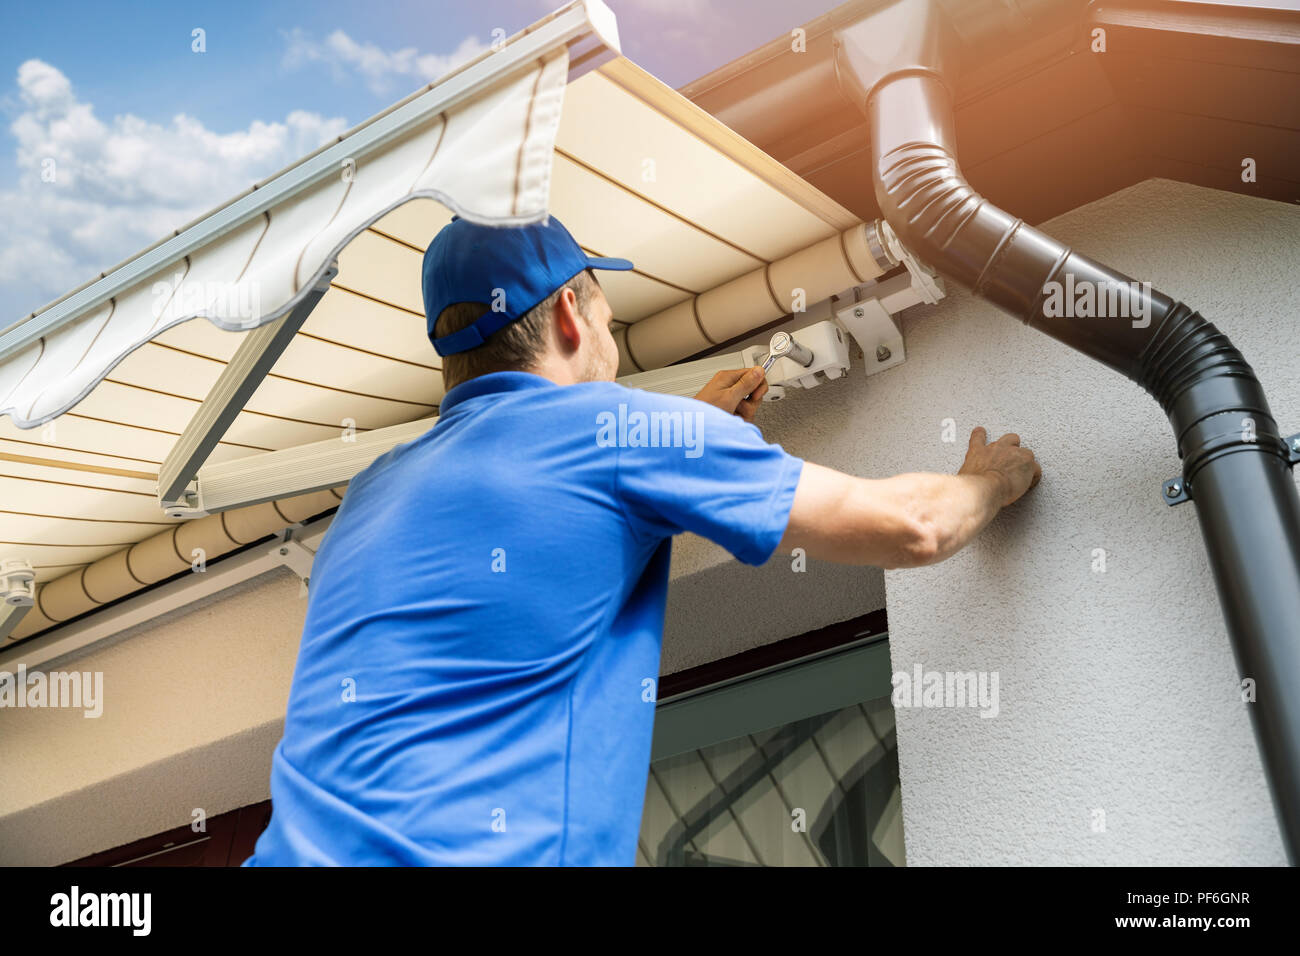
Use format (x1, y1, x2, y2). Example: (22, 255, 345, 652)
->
(245, 371, 803, 866)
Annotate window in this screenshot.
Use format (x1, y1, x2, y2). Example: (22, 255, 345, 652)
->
(638, 626, 903, 866)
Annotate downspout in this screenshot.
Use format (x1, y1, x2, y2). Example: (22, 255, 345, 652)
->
(833, 0, 1300, 862)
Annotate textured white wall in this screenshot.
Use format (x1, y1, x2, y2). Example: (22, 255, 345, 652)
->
(0, 568, 304, 865)
(697, 178, 1296, 864)
(663, 548, 885, 673)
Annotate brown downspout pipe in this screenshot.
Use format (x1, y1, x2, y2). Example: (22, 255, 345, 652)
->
(834, 0, 1300, 862)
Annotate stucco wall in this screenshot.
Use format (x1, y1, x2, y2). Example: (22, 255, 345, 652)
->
(697, 178, 1296, 864)
(0, 568, 303, 865)
(663, 545, 885, 673)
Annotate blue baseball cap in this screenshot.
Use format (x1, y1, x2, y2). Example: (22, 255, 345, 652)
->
(424, 215, 634, 356)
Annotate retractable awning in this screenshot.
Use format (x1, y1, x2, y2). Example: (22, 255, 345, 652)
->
(0, 5, 589, 431)
(0, 0, 864, 644)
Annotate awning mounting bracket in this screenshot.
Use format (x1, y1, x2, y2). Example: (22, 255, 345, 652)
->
(269, 527, 317, 598)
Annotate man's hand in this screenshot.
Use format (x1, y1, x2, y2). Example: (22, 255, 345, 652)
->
(775, 426, 1041, 570)
(958, 426, 1042, 507)
(693, 367, 767, 423)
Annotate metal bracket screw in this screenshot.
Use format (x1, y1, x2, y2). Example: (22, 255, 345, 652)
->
(1163, 477, 1190, 506)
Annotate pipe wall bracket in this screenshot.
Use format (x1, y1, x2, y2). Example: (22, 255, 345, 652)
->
(1286, 432, 1300, 467)
(1162, 477, 1191, 507)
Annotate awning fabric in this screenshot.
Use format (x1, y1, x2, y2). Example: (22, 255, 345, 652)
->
(0, 49, 568, 431)
(1, 1, 862, 644)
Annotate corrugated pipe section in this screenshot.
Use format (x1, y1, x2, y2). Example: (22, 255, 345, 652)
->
(7, 486, 347, 642)
(835, 0, 1300, 861)
(616, 222, 889, 374)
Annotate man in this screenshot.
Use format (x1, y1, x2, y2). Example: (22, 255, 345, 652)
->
(246, 214, 1040, 866)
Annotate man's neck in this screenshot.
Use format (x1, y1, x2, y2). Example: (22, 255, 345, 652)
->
(526, 356, 610, 387)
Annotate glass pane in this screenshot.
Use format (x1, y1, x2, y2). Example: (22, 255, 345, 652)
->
(637, 695, 904, 866)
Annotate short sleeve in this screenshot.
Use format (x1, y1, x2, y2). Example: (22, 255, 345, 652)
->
(611, 388, 804, 566)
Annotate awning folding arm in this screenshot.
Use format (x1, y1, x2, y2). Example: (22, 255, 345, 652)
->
(173, 413, 439, 518)
(158, 262, 337, 515)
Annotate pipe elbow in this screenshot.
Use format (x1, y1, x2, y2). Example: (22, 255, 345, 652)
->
(872, 140, 982, 280)
(864, 73, 1025, 297)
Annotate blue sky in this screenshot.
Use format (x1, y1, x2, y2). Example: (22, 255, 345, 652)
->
(0, 0, 843, 321)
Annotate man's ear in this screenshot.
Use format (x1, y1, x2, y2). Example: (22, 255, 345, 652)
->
(553, 286, 583, 353)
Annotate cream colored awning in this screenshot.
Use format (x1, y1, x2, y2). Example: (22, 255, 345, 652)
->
(0, 27, 574, 432)
(0, 1, 864, 644)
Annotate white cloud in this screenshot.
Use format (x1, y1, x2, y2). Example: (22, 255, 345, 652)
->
(0, 60, 348, 320)
(283, 28, 489, 94)
(603, 0, 731, 65)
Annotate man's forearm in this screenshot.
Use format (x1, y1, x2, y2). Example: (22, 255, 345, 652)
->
(778, 445, 1035, 570)
(892, 471, 1005, 566)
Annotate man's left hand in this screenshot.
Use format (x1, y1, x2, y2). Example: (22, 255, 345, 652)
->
(693, 367, 767, 423)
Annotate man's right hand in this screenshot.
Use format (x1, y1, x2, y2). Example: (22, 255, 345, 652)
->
(692, 367, 767, 423)
(957, 426, 1042, 507)
(777, 426, 1043, 569)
